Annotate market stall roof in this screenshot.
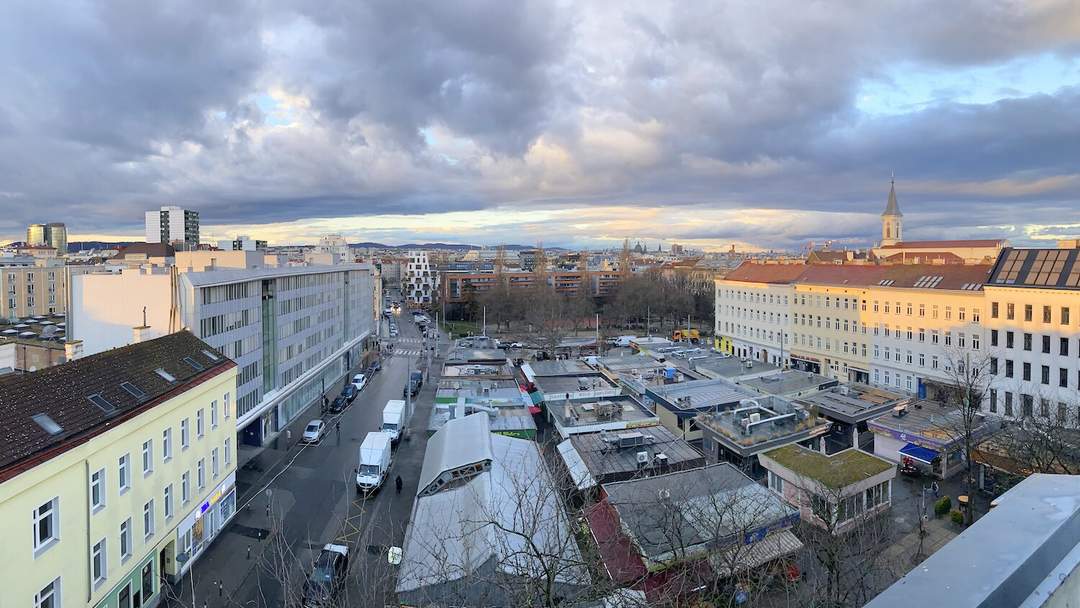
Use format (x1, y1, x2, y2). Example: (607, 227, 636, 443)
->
(899, 442, 939, 465)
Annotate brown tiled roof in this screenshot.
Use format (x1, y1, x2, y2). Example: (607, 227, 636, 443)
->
(797, 264, 992, 290)
(0, 331, 233, 480)
(879, 239, 1004, 249)
(723, 261, 807, 284)
(879, 251, 964, 264)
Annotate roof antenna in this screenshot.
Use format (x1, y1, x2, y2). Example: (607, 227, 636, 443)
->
(890, 170, 895, 185)
(142, 306, 147, 327)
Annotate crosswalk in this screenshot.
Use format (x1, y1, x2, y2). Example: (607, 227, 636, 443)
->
(390, 349, 423, 357)
(395, 337, 424, 344)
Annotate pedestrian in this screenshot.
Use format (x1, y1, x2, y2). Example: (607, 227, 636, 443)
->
(395, 475, 403, 494)
(336, 421, 341, 435)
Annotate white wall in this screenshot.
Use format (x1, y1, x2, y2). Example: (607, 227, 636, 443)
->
(71, 271, 173, 355)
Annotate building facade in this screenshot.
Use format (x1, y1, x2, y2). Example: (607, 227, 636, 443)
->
(714, 264, 804, 363)
(0, 331, 236, 608)
(217, 236, 267, 251)
(70, 258, 378, 449)
(984, 247, 1080, 424)
(0, 261, 68, 319)
(404, 250, 439, 307)
(145, 206, 200, 250)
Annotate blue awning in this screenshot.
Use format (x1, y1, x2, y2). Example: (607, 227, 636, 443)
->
(899, 442, 939, 465)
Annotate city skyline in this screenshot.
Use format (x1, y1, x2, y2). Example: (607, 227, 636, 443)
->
(1, 2, 1079, 249)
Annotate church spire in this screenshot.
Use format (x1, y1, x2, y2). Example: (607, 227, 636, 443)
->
(882, 172, 902, 217)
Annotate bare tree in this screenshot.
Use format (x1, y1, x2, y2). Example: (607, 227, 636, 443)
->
(939, 348, 996, 525)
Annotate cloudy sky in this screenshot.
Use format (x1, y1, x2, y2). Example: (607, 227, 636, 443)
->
(1, 1, 1079, 251)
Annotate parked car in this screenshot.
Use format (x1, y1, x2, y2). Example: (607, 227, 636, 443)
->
(352, 373, 368, 391)
(302, 544, 350, 607)
(404, 370, 423, 397)
(389, 328, 399, 337)
(301, 420, 325, 444)
(329, 395, 348, 414)
(366, 360, 381, 374)
(340, 383, 358, 403)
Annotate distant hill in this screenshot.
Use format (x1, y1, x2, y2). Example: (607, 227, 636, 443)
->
(348, 242, 551, 251)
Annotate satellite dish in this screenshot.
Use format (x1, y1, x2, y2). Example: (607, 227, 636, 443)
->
(41, 326, 58, 339)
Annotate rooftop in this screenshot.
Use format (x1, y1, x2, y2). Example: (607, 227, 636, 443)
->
(987, 247, 1080, 290)
(443, 347, 508, 365)
(739, 370, 837, 397)
(592, 354, 667, 374)
(434, 378, 526, 405)
(868, 399, 995, 448)
(439, 361, 515, 379)
(0, 314, 69, 345)
(797, 383, 909, 424)
(696, 395, 832, 455)
(181, 262, 372, 287)
(878, 239, 1004, 249)
(0, 331, 232, 479)
(762, 444, 894, 489)
(866, 474, 1080, 608)
(647, 378, 759, 413)
(723, 261, 807, 284)
(563, 424, 704, 483)
(526, 359, 596, 377)
(690, 354, 779, 380)
(534, 373, 618, 397)
(546, 394, 657, 433)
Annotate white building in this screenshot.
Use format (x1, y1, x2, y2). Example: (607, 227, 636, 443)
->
(308, 234, 351, 265)
(984, 247, 1080, 423)
(69, 250, 378, 450)
(217, 235, 267, 251)
(145, 206, 200, 250)
(404, 250, 439, 307)
(714, 263, 803, 365)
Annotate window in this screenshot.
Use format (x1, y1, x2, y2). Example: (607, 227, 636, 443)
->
(1006, 359, 1014, 378)
(33, 498, 59, 554)
(1041, 398, 1050, 418)
(90, 469, 105, 512)
(919, 353, 925, 367)
(164, 484, 173, 520)
(224, 438, 232, 466)
(1024, 304, 1033, 322)
(1005, 392, 1014, 417)
(91, 539, 106, 586)
(118, 454, 130, 494)
(958, 333, 966, 348)
(931, 330, 939, 345)
(1044, 305, 1052, 323)
(945, 331, 952, 347)
(223, 392, 231, 419)
(973, 308, 981, 323)
(959, 307, 966, 321)
(120, 518, 132, 562)
(1062, 338, 1070, 356)
(768, 471, 784, 494)
(990, 358, 998, 375)
(212, 448, 219, 479)
(1042, 365, 1050, 385)
(991, 330, 999, 347)
(197, 459, 205, 489)
(1063, 307, 1071, 326)
(1022, 333, 1032, 351)
(932, 355, 939, 370)
(945, 306, 952, 320)
(1022, 394, 1034, 418)
(142, 440, 153, 475)
(992, 302, 999, 318)
(1023, 362, 1031, 382)
(973, 334, 981, 350)
(1007, 331, 1015, 349)
(35, 578, 60, 608)
(196, 409, 204, 438)
(162, 428, 172, 462)
(989, 389, 997, 413)
(1007, 303, 1015, 320)
(1062, 368, 1069, 388)
(919, 303, 926, 317)
(143, 500, 154, 539)
(181, 471, 190, 504)
(181, 418, 190, 450)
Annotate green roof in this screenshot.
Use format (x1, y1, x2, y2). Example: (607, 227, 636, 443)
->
(763, 444, 893, 489)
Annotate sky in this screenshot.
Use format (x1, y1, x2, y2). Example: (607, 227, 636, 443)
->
(1, 1, 1079, 252)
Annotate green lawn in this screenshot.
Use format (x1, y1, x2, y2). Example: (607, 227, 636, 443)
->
(443, 320, 480, 337)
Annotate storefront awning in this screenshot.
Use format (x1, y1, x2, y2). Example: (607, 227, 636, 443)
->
(899, 442, 939, 465)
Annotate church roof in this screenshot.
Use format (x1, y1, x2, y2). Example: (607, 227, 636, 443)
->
(882, 181, 902, 217)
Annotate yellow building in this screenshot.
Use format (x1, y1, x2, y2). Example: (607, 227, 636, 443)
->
(0, 330, 237, 608)
(1, 260, 68, 318)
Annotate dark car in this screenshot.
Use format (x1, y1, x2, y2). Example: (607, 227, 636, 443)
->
(329, 395, 348, 414)
(340, 384, 358, 403)
(302, 544, 349, 607)
(404, 370, 423, 397)
(366, 360, 381, 374)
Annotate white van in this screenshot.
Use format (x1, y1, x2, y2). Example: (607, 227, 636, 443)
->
(355, 432, 393, 495)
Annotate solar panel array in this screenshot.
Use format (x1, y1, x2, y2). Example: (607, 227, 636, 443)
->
(990, 248, 1080, 288)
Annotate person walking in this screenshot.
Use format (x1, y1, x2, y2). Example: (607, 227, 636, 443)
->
(395, 475, 403, 494)
(336, 421, 341, 435)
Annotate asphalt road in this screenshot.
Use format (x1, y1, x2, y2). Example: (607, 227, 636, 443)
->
(168, 306, 442, 608)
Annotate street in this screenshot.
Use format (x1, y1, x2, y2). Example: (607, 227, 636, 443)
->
(165, 306, 442, 608)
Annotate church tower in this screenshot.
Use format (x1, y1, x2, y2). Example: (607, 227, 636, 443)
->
(880, 176, 903, 246)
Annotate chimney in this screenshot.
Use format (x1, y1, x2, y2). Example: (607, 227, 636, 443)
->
(132, 325, 152, 344)
(64, 340, 84, 361)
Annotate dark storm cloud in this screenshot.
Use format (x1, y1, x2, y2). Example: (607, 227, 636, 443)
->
(0, 0, 1078, 245)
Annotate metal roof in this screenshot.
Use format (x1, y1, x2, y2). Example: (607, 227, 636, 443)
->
(181, 262, 372, 287)
(647, 378, 757, 412)
(564, 424, 704, 481)
(416, 412, 494, 496)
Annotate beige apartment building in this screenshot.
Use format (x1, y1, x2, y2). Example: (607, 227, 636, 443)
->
(1, 262, 67, 318)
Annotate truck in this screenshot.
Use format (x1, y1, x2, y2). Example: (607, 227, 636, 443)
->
(381, 399, 410, 444)
(355, 432, 393, 495)
(672, 328, 701, 343)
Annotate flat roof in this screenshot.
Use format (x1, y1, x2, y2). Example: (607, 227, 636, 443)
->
(868, 399, 994, 447)
(797, 384, 908, 423)
(535, 374, 618, 396)
(647, 378, 758, 412)
(697, 395, 832, 455)
(763, 445, 894, 489)
(566, 424, 704, 479)
(691, 355, 779, 379)
(443, 347, 508, 364)
(182, 262, 372, 287)
(528, 359, 596, 376)
(593, 354, 667, 373)
(740, 370, 836, 396)
(547, 394, 657, 429)
(439, 362, 515, 379)
(866, 474, 1080, 608)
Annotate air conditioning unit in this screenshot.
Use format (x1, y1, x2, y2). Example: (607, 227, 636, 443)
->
(654, 453, 669, 467)
(749, 412, 761, 424)
(838, 385, 849, 396)
(636, 451, 650, 465)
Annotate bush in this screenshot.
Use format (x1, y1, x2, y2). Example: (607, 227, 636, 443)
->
(934, 496, 952, 517)
(950, 510, 965, 526)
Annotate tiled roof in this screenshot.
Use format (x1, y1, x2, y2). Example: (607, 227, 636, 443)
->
(112, 242, 176, 258)
(0, 330, 233, 479)
(797, 263, 992, 291)
(722, 261, 807, 284)
(879, 239, 1004, 249)
(879, 251, 964, 264)
(987, 247, 1080, 290)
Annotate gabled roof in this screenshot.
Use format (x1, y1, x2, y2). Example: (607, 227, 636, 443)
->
(878, 239, 1004, 249)
(795, 263, 992, 291)
(111, 242, 176, 259)
(722, 261, 807, 284)
(0, 331, 232, 479)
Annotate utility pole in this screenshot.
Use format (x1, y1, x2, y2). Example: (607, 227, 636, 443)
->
(595, 313, 600, 356)
(647, 306, 651, 338)
(482, 305, 487, 337)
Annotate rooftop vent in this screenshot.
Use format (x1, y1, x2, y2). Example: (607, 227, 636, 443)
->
(201, 349, 221, 361)
(183, 356, 205, 372)
(32, 413, 63, 436)
(88, 394, 116, 414)
(155, 368, 176, 383)
(120, 381, 147, 401)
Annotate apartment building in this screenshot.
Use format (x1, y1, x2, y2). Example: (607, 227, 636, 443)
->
(1, 259, 68, 318)
(145, 206, 200, 250)
(70, 251, 378, 448)
(714, 263, 804, 364)
(983, 247, 1080, 423)
(27, 223, 68, 255)
(0, 331, 236, 608)
(790, 269, 873, 383)
(403, 250, 439, 307)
